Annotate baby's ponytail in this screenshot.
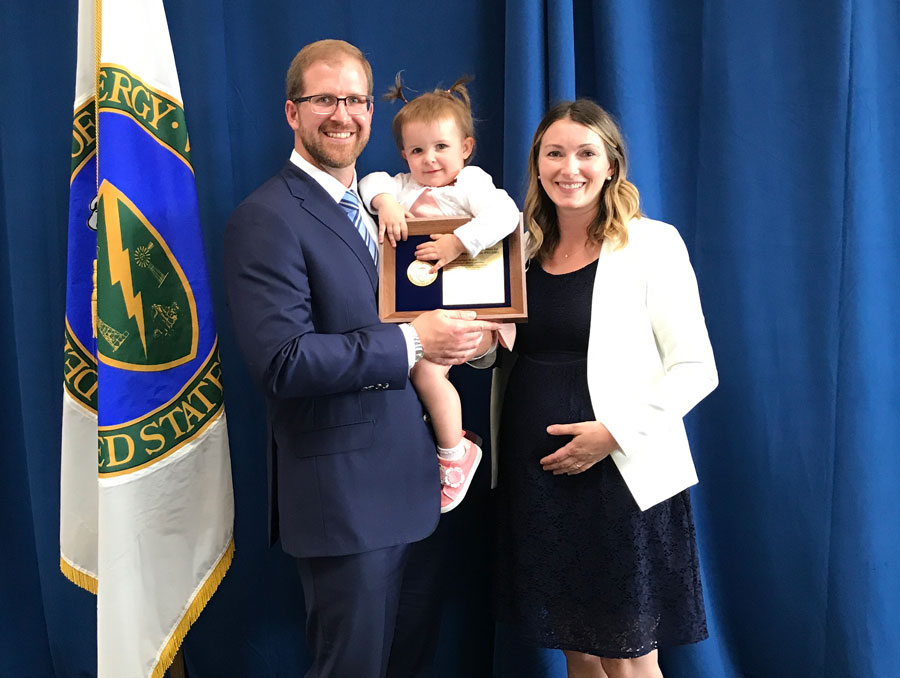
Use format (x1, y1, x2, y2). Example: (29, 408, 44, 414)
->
(383, 71, 409, 104)
(385, 73, 478, 160)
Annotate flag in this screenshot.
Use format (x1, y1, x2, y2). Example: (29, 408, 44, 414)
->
(60, 1, 235, 676)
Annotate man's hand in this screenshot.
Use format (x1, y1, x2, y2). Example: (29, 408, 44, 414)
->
(372, 194, 411, 247)
(415, 233, 467, 273)
(411, 310, 502, 366)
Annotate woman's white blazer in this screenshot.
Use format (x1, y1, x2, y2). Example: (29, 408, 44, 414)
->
(490, 217, 718, 511)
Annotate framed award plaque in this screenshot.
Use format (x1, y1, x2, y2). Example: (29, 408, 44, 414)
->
(378, 215, 528, 323)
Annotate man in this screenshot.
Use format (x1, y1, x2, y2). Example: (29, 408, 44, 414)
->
(223, 40, 496, 677)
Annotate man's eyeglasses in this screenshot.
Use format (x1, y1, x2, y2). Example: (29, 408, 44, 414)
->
(292, 94, 372, 115)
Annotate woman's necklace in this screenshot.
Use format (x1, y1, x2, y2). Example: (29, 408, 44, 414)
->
(557, 239, 601, 260)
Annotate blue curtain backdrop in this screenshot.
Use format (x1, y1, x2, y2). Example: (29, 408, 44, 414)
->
(1, 0, 898, 676)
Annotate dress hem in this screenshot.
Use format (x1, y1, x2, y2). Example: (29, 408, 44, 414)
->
(510, 630, 710, 660)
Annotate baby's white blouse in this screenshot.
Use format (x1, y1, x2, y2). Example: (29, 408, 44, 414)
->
(359, 165, 519, 257)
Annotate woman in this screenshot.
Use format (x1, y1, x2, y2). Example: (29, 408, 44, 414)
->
(489, 100, 718, 678)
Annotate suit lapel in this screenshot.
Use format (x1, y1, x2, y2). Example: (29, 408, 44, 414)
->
(281, 163, 379, 291)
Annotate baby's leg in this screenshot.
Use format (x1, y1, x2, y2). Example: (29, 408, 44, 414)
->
(410, 358, 461, 450)
(412, 358, 482, 513)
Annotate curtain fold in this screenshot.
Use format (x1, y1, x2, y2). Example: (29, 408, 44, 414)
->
(0, 147, 57, 678)
(1, 0, 898, 676)
(1, 1, 99, 676)
(503, 0, 577, 203)
(824, 1, 900, 676)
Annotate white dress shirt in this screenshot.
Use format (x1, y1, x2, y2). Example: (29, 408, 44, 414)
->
(290, 150, 379, 243)
(289, 150, 420, 369)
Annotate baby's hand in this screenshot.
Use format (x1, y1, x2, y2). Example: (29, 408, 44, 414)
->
(371, 194, 411, 247)
(415, 234, 467, 273)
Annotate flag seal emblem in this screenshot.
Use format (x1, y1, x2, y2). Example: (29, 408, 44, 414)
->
(95, 179, 199, 370)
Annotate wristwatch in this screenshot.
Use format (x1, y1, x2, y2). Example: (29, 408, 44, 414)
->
(412, 331, 425, 364)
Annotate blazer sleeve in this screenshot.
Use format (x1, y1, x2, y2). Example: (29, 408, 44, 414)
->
(224, 199, 409, 399)
(598, 225, 718, 458)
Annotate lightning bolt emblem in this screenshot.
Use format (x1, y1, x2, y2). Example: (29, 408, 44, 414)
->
(98, 180, 148, 358)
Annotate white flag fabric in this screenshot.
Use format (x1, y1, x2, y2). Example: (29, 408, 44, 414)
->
(60, 1, 235, 676)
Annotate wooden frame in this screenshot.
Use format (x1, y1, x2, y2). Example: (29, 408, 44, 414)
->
(378, 215, 527, 323)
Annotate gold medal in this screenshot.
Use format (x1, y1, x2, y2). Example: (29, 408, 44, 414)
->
(406, 260, 437, 287)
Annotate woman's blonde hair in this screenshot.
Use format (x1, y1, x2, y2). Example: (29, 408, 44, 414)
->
(384, 74, 476, 159)
(524, 100, 640, 261)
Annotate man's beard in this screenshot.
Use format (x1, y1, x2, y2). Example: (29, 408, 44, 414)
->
(300, 123, 369, 170)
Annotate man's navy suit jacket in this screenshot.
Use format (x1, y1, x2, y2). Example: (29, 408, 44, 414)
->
(224, 162, 439, 558)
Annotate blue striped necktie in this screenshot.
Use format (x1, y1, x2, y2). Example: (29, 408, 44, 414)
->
(339, 190, 378, 266)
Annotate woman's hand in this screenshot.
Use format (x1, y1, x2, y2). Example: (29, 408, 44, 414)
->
(415, 233, 466, 273)
(540, 421, 618, 475)
(474, 329, 497, 356)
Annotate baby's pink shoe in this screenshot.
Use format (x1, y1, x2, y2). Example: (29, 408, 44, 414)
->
(439, 433, 482, 513)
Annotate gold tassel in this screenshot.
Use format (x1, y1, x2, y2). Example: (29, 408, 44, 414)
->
(150, 539, 235, 678)
(60, 557, 98, 595)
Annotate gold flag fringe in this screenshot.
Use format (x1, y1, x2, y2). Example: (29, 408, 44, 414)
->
(150, 538, 235, 678)
(60, 556, 99, 594)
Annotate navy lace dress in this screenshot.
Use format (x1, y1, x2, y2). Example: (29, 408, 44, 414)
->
(493, 259, 708, 658)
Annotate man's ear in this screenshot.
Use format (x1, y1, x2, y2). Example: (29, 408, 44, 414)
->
(285, 100, 300, 130)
